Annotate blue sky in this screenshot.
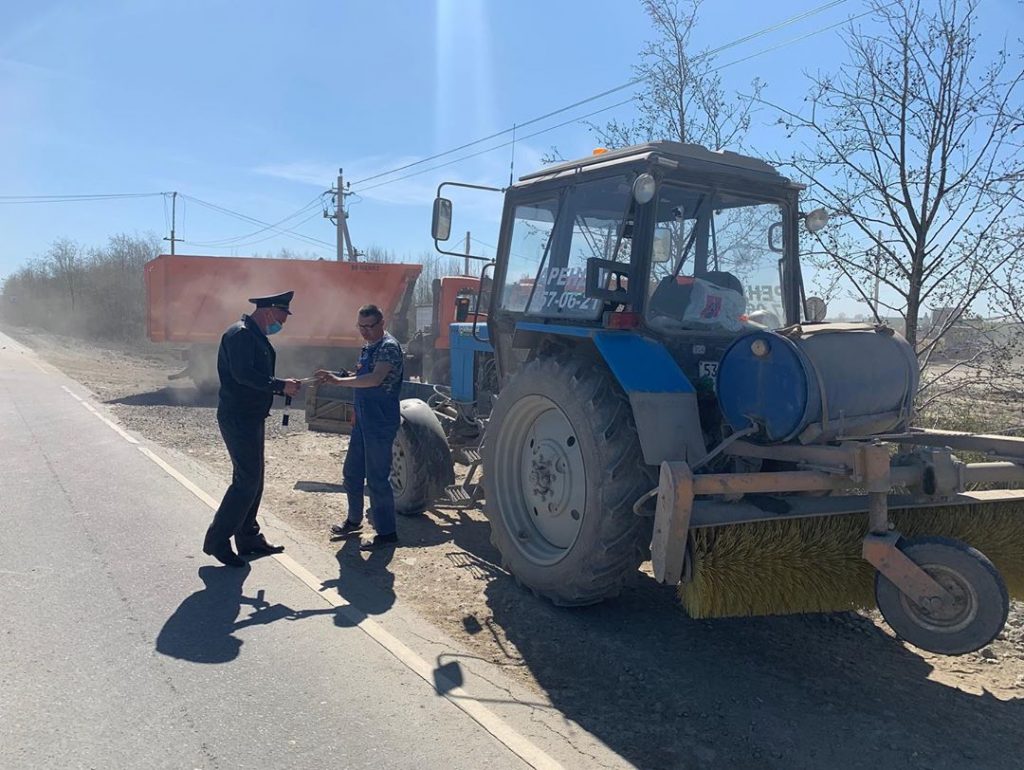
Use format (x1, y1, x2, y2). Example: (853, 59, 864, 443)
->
(1, 0, 1020, 290)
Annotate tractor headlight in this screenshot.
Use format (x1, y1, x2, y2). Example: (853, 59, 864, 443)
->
(632, 173, 657, 205)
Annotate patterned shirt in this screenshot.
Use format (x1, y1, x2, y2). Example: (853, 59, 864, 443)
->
(357, 332, 404, 395)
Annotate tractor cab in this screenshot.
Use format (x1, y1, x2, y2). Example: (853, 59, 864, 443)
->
(477, 142, 826, 385)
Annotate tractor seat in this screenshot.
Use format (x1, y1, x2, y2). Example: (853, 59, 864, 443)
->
(648, 276, 694, 320)
(648, 271, 744, 321)
(701, 271, 744, 296)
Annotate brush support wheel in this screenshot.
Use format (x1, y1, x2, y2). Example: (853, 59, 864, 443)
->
(874, 536, 1009, 655)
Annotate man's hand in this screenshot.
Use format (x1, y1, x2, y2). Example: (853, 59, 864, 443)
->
(314, 368, 347, 384)
(283, 379, 302, 397)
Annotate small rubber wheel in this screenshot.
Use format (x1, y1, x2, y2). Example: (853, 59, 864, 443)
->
(875, 536, 1009, 656)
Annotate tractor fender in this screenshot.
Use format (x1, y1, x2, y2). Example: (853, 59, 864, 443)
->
(393, 398, 455, 514)
(514, 323, 707, 466)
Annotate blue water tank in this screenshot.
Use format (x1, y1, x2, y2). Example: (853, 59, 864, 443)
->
(715, 325, 918, 444)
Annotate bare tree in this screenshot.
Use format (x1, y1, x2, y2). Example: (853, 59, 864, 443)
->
(591, 0, 763, 150)
(46, 237, 81, 311)
(770, 0, 1024, 404)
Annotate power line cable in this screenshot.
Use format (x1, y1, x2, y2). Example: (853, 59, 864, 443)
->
(188, 192, 326, 247)
(0, 192, 167, 203)
(347, 0, 853, 189)
(184, 208, 327, 251)
(716, 2, 888, 71)
(180, 194, 334, 249)
(353, 96, 635, 194)
(352, 0, 878, 196)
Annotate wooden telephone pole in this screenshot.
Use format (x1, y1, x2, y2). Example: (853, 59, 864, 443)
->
(163, 191, 183, 255)
(328, 170, 357, 261)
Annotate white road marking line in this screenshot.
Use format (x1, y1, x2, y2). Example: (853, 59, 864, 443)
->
(272, 552, 564, 770)
(137, 446, 219, 508)
(79, 400, 139, 443)
(61, 385, 83, 401)
(61, 384, 139, 443)
(137, 446, 563, 770)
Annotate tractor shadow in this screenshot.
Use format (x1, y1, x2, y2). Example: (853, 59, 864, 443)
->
(479, 573, 1024, 770)
(397, 504, 1024, 768)
(344, 483, 1024, 768)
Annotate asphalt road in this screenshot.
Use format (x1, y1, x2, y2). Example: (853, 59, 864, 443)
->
(0, 333, 587, 770)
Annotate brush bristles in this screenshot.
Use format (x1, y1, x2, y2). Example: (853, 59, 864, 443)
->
(679, 502, 1024, 618)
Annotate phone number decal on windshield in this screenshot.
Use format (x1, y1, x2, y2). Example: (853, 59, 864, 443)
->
(532, 266, 601, 315)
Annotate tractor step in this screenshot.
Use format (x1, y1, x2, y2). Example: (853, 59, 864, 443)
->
(440, 482, 484, 509)
(453, 447, 482, 466)
(444, 484, 473, 502)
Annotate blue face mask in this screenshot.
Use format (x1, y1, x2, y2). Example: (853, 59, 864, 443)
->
(266, 321, 283, 336)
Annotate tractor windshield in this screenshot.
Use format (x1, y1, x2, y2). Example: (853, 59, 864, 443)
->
(646, 184, 788, 332)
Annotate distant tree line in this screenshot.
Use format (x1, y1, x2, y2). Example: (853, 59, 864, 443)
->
(0, 233, 162, 341)
(0, 235, 468, 342)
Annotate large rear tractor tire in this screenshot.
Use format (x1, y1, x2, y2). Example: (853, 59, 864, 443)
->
(875, 536, 1009, 655)
(482, 352, 654, 605)
(391, 399, 455, 515)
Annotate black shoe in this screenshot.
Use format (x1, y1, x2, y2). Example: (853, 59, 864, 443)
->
(237, 538, 285, 556)
(360, 532, 398, 552)
(329, 520, 363, 540)
(203, 542, 246, 567)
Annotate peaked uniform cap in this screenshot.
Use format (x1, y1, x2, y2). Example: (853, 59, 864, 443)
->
(248, 290, 294, 314)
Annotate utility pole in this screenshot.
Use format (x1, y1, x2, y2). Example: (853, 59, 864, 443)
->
(464, 231, 471, 276)
(164, 191, 183, 255)
(328, 170, 357, 262)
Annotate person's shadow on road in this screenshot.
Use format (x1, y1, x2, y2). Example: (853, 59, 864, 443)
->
(156, 565, 294, 663)
(316, 537, 396, 626)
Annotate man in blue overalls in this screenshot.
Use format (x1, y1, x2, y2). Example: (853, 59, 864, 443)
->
(316, 303, 403, 551)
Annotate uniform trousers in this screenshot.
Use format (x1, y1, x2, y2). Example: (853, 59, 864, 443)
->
(204, 410, 267, 551)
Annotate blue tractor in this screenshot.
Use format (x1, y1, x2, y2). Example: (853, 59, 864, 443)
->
(394, 142, 1024, 655)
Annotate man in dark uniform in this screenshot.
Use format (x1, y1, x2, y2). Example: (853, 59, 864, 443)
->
(315, 303, 403, 551)
(203, 291, 302, 567)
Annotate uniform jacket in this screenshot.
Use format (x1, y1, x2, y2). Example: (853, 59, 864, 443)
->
(217, 315, 285, 417)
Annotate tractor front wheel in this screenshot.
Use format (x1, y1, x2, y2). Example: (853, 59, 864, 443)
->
(482, 352, 653, 605)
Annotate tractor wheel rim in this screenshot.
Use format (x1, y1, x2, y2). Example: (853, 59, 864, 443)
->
(898, 564, 978, 633)
(494, 394, 586, 565)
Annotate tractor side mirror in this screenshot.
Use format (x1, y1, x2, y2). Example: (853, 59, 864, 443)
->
(652, 229, 672, 263)
(805, 296, 828, 322)
(432, 198, 453, 242)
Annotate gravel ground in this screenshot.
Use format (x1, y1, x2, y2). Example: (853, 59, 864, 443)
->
(9, 326, 1024, 770)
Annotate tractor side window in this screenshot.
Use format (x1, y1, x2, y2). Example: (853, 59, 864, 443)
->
(711, 199, 787, 329)
(500, 199, 558, 313)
